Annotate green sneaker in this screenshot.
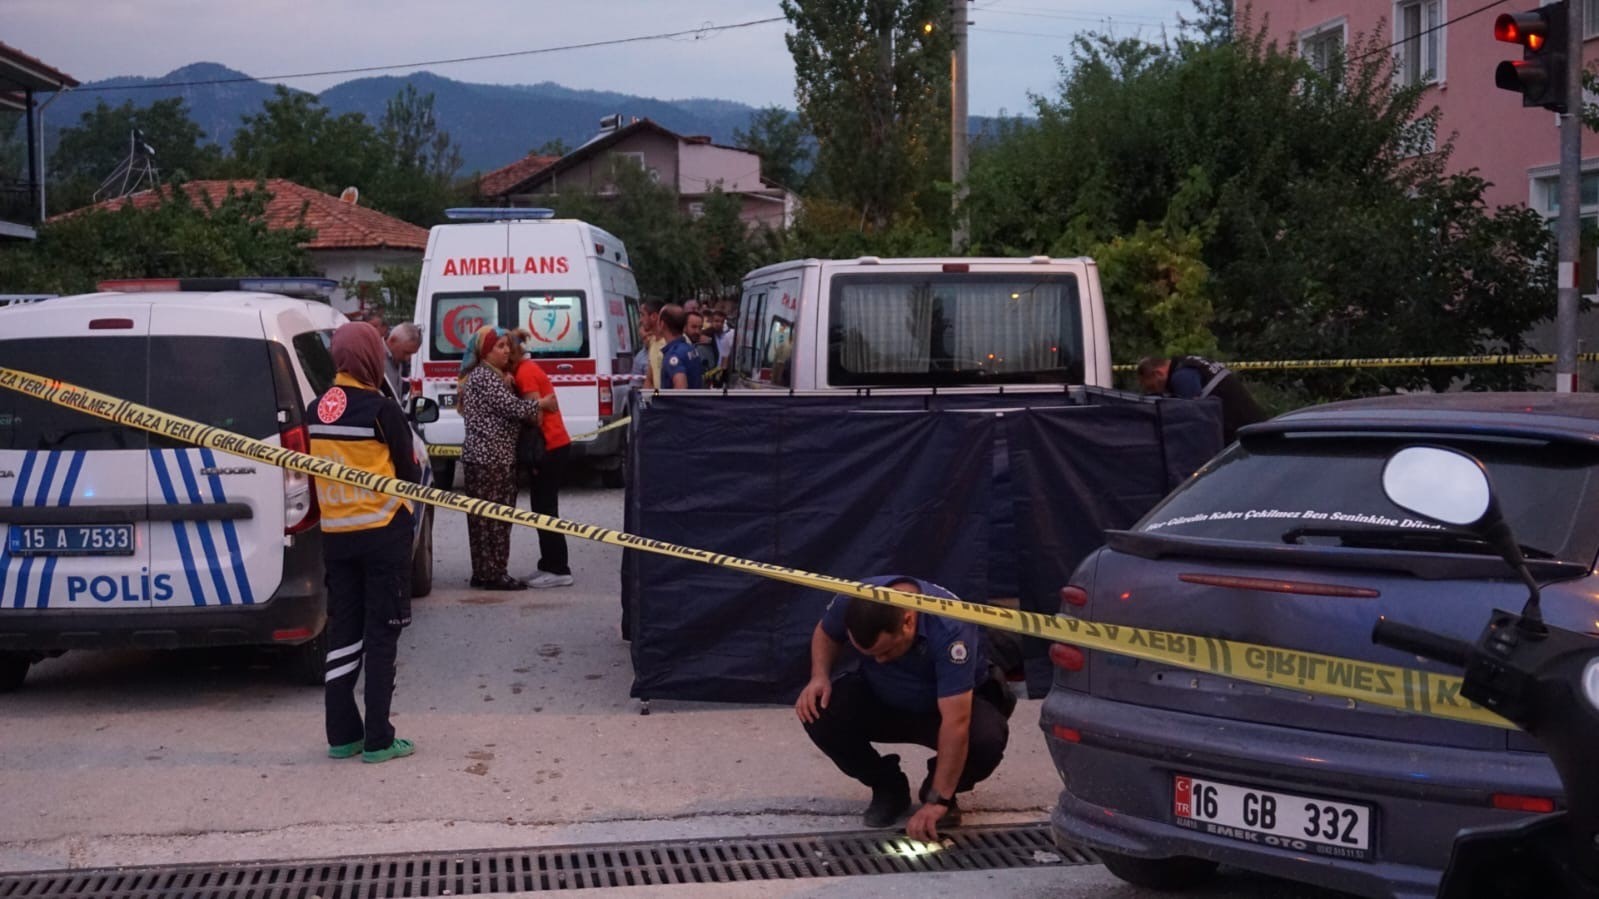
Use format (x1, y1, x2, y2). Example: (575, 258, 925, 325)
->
(362, 737, 415, 764)
(327, 740, 363, 759)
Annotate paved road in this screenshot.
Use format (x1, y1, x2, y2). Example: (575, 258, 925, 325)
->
(0, 482, 1347, 897)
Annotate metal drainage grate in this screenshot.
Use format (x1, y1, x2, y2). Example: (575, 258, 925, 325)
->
(0, 823, 1090, 898)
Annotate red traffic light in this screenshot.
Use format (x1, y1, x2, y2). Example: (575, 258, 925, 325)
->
(1494, 2, 1568, 112)
(1495, 10, 1551, 50)
(1494, 14, 1520, 43)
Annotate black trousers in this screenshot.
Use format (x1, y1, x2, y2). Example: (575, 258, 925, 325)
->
(802, 671, 1010, 794)
(323, 529, 410, 751)
(526, 443, 571, 575)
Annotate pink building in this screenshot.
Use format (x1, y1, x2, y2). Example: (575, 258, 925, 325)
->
(1253, 0, 1598, 219)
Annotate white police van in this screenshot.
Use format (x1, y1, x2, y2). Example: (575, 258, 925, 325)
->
(734, 257, 1112, 391)
(0, 278, 438, 690)
(410, 209, 641, 487)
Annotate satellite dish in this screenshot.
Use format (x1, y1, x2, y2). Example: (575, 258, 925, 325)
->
(340, 186, 360, 205)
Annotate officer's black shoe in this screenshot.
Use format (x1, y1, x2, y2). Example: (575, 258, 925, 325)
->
(863, 756, 911, 828)
(919, 776, 964, 829)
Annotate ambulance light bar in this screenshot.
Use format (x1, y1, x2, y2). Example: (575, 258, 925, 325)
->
(445, 207, 556, 221)
(97, 278, 338, 300)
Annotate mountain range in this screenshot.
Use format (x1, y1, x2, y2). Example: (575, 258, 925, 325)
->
(40, 63, 774, 175)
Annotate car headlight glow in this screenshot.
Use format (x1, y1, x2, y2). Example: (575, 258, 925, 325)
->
(1584, 657, 1599, 713)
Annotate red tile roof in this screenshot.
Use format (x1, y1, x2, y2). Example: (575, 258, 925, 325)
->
(479, 153, 561, 198)
(62, 179, 429, 252)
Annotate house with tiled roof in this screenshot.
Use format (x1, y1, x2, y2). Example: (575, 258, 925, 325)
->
(483, 119, 797, 231)
(477, 153, 560, 199)
(1, 41, 79, 240)
(63, 179, 429, 313)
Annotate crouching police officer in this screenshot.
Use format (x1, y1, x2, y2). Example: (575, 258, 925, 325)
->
(796, 576, 1014, 841)
(307, 322, 421, 763)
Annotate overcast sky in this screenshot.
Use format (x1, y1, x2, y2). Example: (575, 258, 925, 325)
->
(8, 0, 1188, 117)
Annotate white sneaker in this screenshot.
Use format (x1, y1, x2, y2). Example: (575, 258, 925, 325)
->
(526, 571, 575, 589)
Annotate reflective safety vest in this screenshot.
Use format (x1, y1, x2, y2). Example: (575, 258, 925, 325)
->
(307, 373, 412, 533)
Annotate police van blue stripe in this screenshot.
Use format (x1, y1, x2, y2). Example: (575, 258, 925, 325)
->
(198, 448, 254, 605)
(13, 451, 60, 608)
(0, 451, 36, 607)
(173, 451, 233, 606)
(150, 450, 207, 607)
(36, 451, 85, 610)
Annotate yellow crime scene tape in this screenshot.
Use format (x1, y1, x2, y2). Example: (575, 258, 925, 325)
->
(428, 416, 633, 458)
(1111, 352, 1599, 373)
(0, 366, 1506, 730)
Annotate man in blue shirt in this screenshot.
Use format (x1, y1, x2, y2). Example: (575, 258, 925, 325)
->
(1136, 354, 1266, 442)
(658, 304, 704, 389)
(795, 576, 1011, 841)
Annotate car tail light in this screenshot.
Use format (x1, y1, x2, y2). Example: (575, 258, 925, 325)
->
(598, 375, 614, 418)
(408, 376, 423, 398)
(1492, 793, 1556, 813)
(1060, 585, 1088, 607)
(1051, 725, 1082, 743)
(273, 627, 314, 642)
(1049, 643, 1087, 672)
(280, 424, 319, 535)
(89, 318, 135, 330)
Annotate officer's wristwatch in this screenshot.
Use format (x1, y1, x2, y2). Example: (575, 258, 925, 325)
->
(927, 791, 955, 807)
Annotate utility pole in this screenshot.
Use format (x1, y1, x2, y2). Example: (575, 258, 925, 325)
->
(951, 0, 970, 252)
(1557, 0, 1584, 392)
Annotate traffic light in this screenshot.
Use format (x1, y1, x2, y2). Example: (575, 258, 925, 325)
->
(1494, 2, 1568, 112)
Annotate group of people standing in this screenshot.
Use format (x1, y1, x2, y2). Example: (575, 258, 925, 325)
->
(456, 326, 576, 592)
(631, 298, 736, 390)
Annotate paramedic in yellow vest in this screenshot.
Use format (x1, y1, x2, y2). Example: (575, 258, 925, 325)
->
(306, 322, 423, 764)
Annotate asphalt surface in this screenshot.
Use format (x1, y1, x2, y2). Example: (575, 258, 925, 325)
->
(0, 480, 1349, 897)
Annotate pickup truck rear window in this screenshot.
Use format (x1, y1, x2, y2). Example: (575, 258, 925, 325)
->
(1136, 435, 1599, 565)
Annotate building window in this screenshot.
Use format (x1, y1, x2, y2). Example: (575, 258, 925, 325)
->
(1299, 19, 1347, 77)
(1532, 168, 1599, 295)
(687, 201, 705, 219)
(1587, 0, 1599, 38)
(1395, 0, 1443, 85)
(614, 151, 646, 171)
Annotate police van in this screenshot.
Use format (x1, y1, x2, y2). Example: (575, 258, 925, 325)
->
(411, 209, 640, 487)
(733, 257, 1111, 391)
(0, 278, 438, 690)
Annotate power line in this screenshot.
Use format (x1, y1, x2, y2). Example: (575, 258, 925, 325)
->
(68, 17, 789, 94)
(982, 7, 1178, 25)
(1347, 0, 1512, 63)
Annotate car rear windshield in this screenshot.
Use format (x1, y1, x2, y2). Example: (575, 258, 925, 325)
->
(1136, 434, 1599, 565)
(826, 273, 1084, 386)
(0, 336, 280, 451)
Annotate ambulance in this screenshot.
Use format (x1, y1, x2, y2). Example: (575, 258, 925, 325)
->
(733, 256, 1112, 392)
(411, 209, 641, 487)
(0, 278, 440, 691)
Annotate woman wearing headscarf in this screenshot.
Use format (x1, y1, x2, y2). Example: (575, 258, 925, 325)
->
(458, 326, 540, 590)
(507, 331, 574, 588)
(306, 321, 420, 764)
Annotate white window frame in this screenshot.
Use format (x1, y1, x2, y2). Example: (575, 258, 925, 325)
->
(1298, 17, 1348, 78)
(1393, 0, 1446, 86)
(613, 151, 647, 171)
(1530, 161, 1599, 300)
(1586, 0, 1599, 39)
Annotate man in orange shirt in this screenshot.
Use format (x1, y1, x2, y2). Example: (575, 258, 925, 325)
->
(508, 332, 575, 588)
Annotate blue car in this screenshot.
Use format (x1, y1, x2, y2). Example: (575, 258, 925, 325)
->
(1041, 393, 1599, 898)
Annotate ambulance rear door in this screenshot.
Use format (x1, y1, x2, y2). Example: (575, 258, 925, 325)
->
(416, 221, 511, 446)
(506, 223, 598, 437)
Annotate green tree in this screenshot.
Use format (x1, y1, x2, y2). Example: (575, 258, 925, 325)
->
(552, 159, 712, 299)
(230, 87, 387, 197)
(0, 182, 314, 294)
(371, 85, 466, 226)
(733, 106, 811, 191)
(48, 98, 223, 213)
(534, 138, 572, 157)
(964, 26, 1553, 400)
(782, 0, 953, 231)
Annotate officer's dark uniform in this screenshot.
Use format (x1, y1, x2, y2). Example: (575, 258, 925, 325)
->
(307, 372, 420, 753)
(803, 576, 1012, 798)
(1167, 355, 1267, 442)
(660, 335, 704, 388)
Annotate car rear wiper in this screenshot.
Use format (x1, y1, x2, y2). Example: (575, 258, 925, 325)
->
(1281, 525, 1557, 560)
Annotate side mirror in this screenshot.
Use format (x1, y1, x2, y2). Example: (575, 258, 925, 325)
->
(1382, 444, 1544, 628)
(1381, 445, 1495, 529)
(410, 396, 440, 424)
